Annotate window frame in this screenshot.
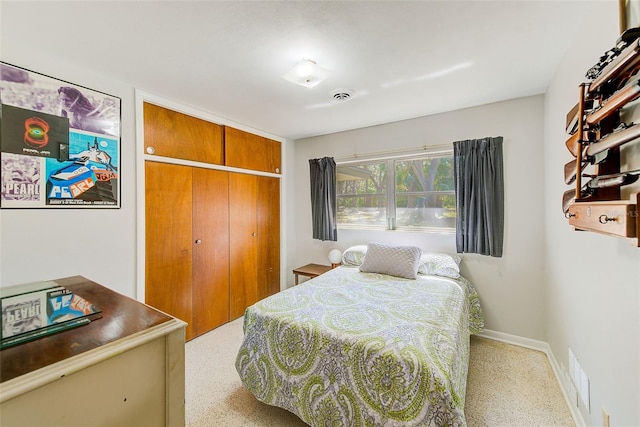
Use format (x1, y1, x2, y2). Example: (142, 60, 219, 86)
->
(336, 148, 456, 233)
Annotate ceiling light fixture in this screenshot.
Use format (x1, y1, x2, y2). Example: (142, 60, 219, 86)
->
(282, 58, 329, 88)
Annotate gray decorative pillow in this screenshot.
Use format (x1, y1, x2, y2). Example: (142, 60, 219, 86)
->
(359, 242, 422, 279)
(418, 253, 461, 278)
(341, 245, 368, 266)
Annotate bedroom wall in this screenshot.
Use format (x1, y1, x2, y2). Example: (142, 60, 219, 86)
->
(294, 95, 547, 340)
(0, 47, 138, 295)
(0, 38, 296, 299)
(543, 3, 640, 426)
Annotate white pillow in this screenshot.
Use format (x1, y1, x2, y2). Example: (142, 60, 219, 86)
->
(359, 242, 422, 279)
(418, 253, 461, 278)
(341, 245, 368, 266)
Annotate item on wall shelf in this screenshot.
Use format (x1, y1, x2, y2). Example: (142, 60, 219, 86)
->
(587, 29, 640, 96)
(563, 122, 640, 185)
(585, 27, 640, 82)
(586, 77, 640, 126)
(1, 281, 101, 349)
(0, 62, 121, 209)
(562, 168, 640, 213)
(562, 28, 640, 246)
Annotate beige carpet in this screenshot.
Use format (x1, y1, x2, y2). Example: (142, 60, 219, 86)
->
(185, 317, 574, 427)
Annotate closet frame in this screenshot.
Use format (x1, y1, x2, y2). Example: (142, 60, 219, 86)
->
(137, 97, 282, 340)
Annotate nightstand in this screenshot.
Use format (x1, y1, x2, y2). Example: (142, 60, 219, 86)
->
(292, 263, 332, 285)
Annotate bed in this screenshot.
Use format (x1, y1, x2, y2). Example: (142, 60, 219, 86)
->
(235, 246, 483, 427)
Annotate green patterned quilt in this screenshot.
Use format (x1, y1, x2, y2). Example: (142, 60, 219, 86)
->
(235, 266, 483, 427)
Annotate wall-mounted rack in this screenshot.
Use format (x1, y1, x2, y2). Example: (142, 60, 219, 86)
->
(563, 28, 640, 246)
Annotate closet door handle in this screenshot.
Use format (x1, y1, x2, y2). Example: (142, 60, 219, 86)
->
(195, 239, 202, 244)
(251, 232, 256, 237)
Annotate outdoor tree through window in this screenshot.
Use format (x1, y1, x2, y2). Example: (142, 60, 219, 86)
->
(336, 152, 455, 232)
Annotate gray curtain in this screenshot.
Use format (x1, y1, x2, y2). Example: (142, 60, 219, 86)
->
(309, 157, 337, 241)
(453, 137, 504, 257)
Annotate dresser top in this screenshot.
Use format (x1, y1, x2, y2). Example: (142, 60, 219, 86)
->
(1, 276, 173, 383)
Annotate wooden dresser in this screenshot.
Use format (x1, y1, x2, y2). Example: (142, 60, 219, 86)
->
(0, 276, 186, 427)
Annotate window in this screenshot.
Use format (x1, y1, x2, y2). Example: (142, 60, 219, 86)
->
(336, 151, 455, 232)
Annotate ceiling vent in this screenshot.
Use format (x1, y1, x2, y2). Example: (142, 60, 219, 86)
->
(331, 88, 355, 102)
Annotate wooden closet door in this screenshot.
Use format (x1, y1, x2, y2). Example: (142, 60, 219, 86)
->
(192, 168, 230, 337)
(257, 176, 280, 300)
(228, 173, 258, 320)
(143, 102, 224, 164)
(224, 126, 282, 174)
(145, 162, 194, 339)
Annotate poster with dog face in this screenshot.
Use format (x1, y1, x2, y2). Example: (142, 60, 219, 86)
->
(0, 62, 121, 208)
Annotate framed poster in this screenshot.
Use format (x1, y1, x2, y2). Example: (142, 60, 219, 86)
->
(0, 62, 121, 208)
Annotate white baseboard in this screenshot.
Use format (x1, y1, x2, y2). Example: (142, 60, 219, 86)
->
(477, 329, 586, 427)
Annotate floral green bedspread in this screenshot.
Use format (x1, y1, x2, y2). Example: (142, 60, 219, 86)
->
(235, 266, 483, 427)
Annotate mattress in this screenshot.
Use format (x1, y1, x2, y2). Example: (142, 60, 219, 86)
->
(235, 266, 483, 426)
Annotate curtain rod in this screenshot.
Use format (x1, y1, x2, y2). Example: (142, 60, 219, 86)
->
(334, 143, 453, 164)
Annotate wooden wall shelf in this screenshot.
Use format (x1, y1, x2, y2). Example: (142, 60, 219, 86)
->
(568, 193, 639, 245)
(563, 28, 640, 246)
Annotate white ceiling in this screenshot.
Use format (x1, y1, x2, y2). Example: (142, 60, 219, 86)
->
(1, 1, 601, 140)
